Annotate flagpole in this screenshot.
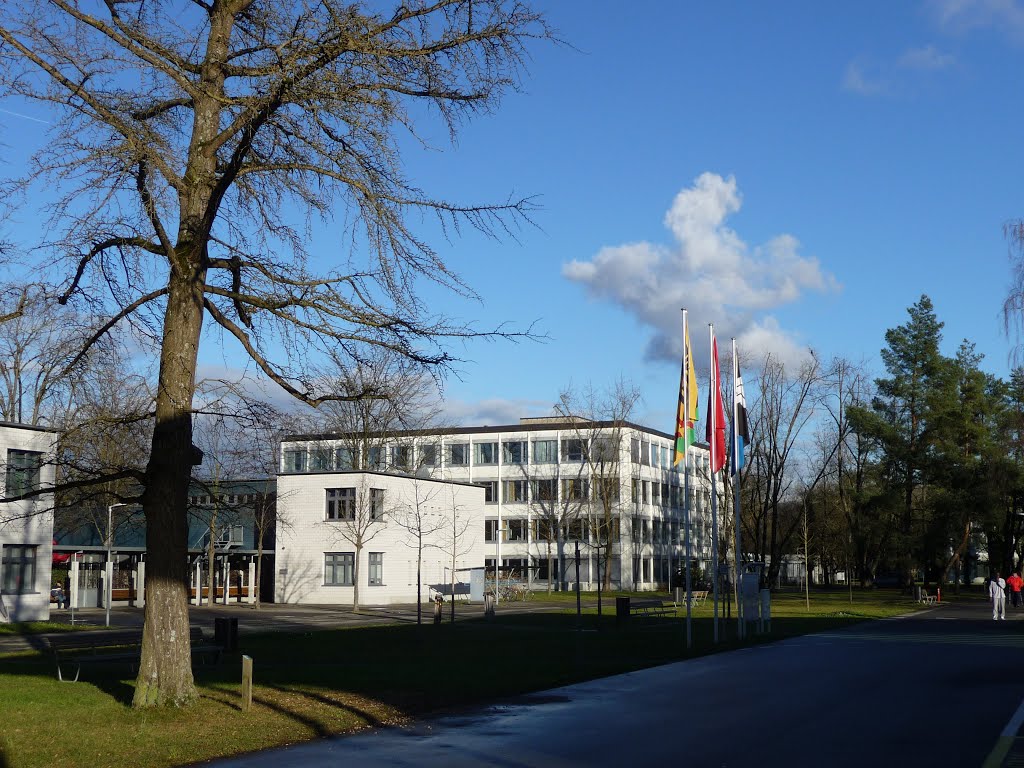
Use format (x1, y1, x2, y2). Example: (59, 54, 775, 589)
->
(709, 323, 719, 644)
(682, 309, 693, 650)
(732, 337, 744, 641)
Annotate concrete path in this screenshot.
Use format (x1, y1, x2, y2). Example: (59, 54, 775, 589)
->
(204, 600, 1024, 768)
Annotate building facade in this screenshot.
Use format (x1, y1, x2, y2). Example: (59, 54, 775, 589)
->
(281, 417, 715, 599)
(0, 422, 58, 622)
(274, 470, 487, 605)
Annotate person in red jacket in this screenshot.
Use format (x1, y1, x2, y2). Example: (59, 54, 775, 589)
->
(1008, 571, 1024, 609)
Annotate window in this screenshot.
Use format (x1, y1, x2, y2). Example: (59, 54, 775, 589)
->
(325, 553, 354, 586)
(368, 553, 383, 586)
(475, 480, 498, 503)
(503, 480, 527, 503)
(632, 478, 638, 503)
(561, 478, 589, 501)
(507, 519, 526, 541)
(591, 438, 617, 463)
(474, 442, 498, 465)
(326, 488, 356, 521)
(335, 446, 356, 471)
(390, 445, 412, 470)
(309, 447, 332, 471)
(485, 519, 499, 542)
(531, 478, 557, 502)
(365, 446, 384, 470)
(282, 449, 306, 473)
(536, 519, 554, 541)
(1, 544, 37, 594)
(532, 440, 557, 464)
(566, 519, 588, 541)
(630, 438, 640, 464)
(650, 442, 660, 468)
(651, 483, 660, 506)
(561, 439, 586, 462)
(661, 483, 670, 507)
(594, 476, 619, 503)
(662, 446, 671, 468)
(447, 442, 469, 466)
(642, 481, 649, 504)
(631, 516, 641, 543)
(640, 441, 650, 466)
(419, 444, 438, 467)
(503, 440, 528, 465)
(370, 488, 385, 520)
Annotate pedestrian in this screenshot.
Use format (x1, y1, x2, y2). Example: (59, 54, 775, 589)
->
(50, 583, 65, 610)
(1008, 571, 1024, 609)
(990, 571, 1007, 621)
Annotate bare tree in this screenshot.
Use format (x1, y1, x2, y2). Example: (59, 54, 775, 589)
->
(0, 1, 550, 706)
(392, 475, 448, 624)
(742, 352, 823, 588)
(436, 481, 476, 623)
(555, 379, 641, 592)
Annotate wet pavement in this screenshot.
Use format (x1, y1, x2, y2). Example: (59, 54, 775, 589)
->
(202, 600, 1024, 768)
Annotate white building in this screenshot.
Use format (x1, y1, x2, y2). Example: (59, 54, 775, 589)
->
(280, 417, 715, 601)
(0, 422, 58, 622)
(275, 470, 487, 605)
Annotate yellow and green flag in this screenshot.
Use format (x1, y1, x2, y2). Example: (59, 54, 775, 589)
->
(674, 324, 699, 465)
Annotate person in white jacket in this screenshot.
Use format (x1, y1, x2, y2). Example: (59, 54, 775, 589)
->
(990, 571, 1007, 621)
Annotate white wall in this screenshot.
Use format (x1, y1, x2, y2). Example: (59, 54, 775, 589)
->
(275, 471, 487, 606)
(0, 423, 57, 622)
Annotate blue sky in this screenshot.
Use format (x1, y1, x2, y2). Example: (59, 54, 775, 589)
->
(2, 1, 1023, 432)
(408, 0, 1024, 429)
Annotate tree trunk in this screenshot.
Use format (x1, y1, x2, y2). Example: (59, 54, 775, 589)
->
(133, 269, 205, 708)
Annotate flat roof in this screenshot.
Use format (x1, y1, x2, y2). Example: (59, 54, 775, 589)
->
(284, 418, 684, 444)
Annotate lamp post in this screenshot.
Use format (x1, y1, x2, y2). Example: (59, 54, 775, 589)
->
(106, 503, 128, 627)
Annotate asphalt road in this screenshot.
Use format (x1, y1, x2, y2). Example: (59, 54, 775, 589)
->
(202, 599, 1024, 768)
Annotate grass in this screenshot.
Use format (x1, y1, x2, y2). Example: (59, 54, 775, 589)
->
(0, 588, 921, 768)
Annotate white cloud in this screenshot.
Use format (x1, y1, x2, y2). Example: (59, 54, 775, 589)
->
(437, 396, 554, 426)
(562, 173, 836, 370)
(931, 0, 1024, 36)
(897, 45, 955, 70)
(842, 61, 887, 95)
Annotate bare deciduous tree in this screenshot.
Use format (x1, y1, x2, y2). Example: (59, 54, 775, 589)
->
(0, 0, 549, 706)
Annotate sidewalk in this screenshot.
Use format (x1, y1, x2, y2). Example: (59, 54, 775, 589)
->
(0, 598, 574, 655)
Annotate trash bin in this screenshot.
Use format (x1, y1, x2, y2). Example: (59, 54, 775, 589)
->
(616, 596, 631, 626)
(214, 617, 239, 652)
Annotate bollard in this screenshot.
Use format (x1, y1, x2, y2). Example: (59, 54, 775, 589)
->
(241, 654, 253, 712)
(484, 591, 495, 617)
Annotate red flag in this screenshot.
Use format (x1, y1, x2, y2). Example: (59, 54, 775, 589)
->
(706, 336, 727, 473)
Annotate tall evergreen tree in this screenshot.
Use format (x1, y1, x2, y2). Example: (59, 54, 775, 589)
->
(859, 295, 946, 584)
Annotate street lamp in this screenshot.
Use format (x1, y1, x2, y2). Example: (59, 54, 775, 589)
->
(106, 503, 129, 627)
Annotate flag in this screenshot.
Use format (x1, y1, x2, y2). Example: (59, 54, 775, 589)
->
(706, 336, 727, 474)
(674, 323, 700, 465)
(731, 358, 750, 477)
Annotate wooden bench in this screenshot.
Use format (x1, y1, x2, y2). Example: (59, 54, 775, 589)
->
(46, 627, 222, 682)
(920, 590, 938, 605)
(628, 599, 675, 618)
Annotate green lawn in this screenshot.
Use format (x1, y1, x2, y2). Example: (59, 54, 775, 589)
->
(0, 588, 921, 768)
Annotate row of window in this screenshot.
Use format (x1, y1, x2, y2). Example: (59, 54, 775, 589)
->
(482, 517, 693, 545)
(283, 436, 680, 474)
(324, 552, 383, 586)
(189, 492, 264, 507)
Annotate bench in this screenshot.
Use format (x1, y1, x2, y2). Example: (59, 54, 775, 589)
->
(46, 627, 222, 682)
(628, 599, 675, 618)
(920, 590, 938, 605)
(674, 590, 709, 609)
